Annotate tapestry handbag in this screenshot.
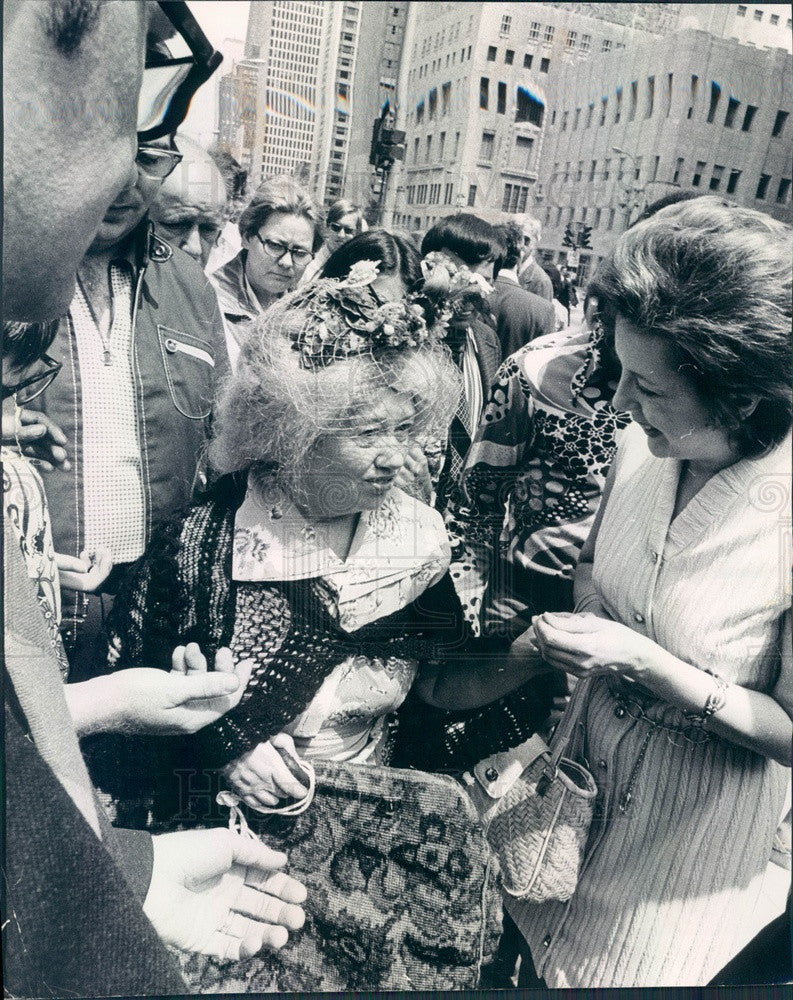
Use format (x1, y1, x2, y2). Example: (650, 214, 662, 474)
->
(465, 712, 597, 904)
(177, 759, 502, 992)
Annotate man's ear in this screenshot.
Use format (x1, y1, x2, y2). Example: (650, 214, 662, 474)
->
(735, 395, 761, 419)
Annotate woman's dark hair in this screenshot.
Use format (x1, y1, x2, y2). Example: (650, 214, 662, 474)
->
(320, 229, 421, 288)
(326, 199, 365, 231)
(3, 320, 59, 371)
(421, 213, 502, 266)
(595, 195, 792, 456)
(238, 174, 324, 251)
(493, 221, 521, 272)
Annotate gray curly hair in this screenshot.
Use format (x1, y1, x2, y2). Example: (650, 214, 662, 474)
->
(209, 303, 461, 496)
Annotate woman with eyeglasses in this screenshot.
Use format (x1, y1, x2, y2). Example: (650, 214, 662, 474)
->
(299, 199, 367, 287)
(210, 175, 323, 370)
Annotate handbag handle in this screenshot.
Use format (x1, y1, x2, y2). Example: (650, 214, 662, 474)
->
(536, 735, 569, 797)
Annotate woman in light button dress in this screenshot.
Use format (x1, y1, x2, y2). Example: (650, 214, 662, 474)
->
(514, 198, 792, 987)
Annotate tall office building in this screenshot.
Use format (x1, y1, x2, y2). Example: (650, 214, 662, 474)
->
(390, 2, 650, 232)
(535, 24, 792, 283)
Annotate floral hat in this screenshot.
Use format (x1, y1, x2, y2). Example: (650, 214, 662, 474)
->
(278, 260, 449, 369)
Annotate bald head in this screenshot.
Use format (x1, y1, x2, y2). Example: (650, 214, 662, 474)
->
(149, 134, 228, 266)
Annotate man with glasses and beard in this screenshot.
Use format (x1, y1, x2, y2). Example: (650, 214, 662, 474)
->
(3, 3, 305, 994)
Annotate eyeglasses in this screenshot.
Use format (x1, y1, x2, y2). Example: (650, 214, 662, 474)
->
(328, 222, 357, 237)
(136, 144, 183, 180)
(2, 354, 62, 405)
(255, 235, 314, 266)
(138, 2, 223, 143)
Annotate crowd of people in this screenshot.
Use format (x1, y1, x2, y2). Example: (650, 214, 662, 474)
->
(3, 1, 791, 994)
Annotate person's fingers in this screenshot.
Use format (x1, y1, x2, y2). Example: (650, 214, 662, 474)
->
(202, 930, 244, 962)
(230, 658, 254, 703)
(245, 868, 308, 906)
(250, 741, 308, 799)
(214, 646, 235, 674)
(227, 832, 288, 871)
(243, 790, 281, 810)
(234, 884, 307, 928)
(242, 923, 289, 955)
(171, 645, 187, 674)
(183, 641, 208, 674)
(176, 670, 241, 703)
(17, 423, 48, 441)
(55, 553, 91, 573)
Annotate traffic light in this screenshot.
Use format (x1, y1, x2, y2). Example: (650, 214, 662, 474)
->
(375, 128, 406, 170)
(368, 118, 383, 166)
(562, 223, 576, 249)
(578, 224, 593, 249)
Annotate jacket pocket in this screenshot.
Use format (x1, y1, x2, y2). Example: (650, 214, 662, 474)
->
(157, 325, 215, 419)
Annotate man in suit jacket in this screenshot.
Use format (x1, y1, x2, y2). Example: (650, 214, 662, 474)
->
(491, 222, 556, 357)
(516, 214, 554, 301)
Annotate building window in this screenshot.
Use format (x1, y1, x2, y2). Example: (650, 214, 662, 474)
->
(740, 104, 757, 132)
(502, 183, 529, 213)
(724, 96, 740, 128)
(513, 135, 535, 171)
(633, 156, 642, 181)
(540, 57, 550, 73)
(428, 87, 437, 119)
(770, 13, 780, 25)
(500, 14, 512, 35)
(692, 160, 706, 186)
(778, 178, 792, 202)
(602, 38, 612, 53)
(566, 30, 577, 50)
(479, 77, 489, 109)
(573, 108, 581, 129)
(505, 49, 514, 65)
(709, 164, 724, 190)
(753, 9, 763, 21)
(726, 169, 741, 194)
(688, 74, 698, 119)
(603, 157, 611, 180)
(413, 137, 420, 163)
(563, 161, 570, 181)
(439, 131, 446, 158)
(673, 157, 684, 183)
(576, 160, 584, 182)
(487, 45, 497, 61)
(736, 4, 747, 15)
(561, 110, 568, 131)
(586, 103, 594, 127)
(480, 130, 495, 161)
(529, 21, 540, 42)
(425, 134, 432, 161)
(416, 100, 424, 124)
(755, 173, 771, 200)
(556, 206, 563, 226)
(442, 81, 451, 114)
(581, 34, 591, 54)
(468, 183, 477, 205)
(454, 131, 460, 157)
(706, 81, 721, 123)
(524, 53, 533, 68)
(543, 25, 555, 44)
(615, 89, 622, 123)
(594, 207, 602, 228)
(629, 80, 638, 121)
(589, 159, 597, 181)
(497, 81, 507, 114)
(772, 109, 788, 137)
(646, 76, 655, 117)
(600, 98, 608, 126)
(607, 207, 615, 230)
(651, 155, 660, 180)
(516, 88, 544, 126)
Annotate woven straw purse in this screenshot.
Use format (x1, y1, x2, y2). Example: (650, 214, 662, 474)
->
(466, 730, 597, 903)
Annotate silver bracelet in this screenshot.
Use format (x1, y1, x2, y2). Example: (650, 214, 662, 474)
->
(686, 673, 730, 726)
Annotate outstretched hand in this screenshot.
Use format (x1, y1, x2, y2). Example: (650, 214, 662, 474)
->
(66, 646, 254, 737)
(224, 733, 311, 811)
(145, 827, 306, 960)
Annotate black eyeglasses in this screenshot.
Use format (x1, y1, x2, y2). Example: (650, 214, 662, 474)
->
(136, 144, 183, 180)
(2, 354, 62, 405)
(138, 2, 223, 142)
(255, 235, 314, 267)
(328, 221, 357, 237)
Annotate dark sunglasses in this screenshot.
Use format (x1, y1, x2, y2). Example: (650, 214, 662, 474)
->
(138, 2, 223, 143)
(2, 354, 62, 404)
(328, 221, 357, 236)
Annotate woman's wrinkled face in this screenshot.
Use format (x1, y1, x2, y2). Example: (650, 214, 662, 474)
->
(243, 211, 315, 304)
(612, 314, 735, 468)
(326, 212, 359, 253)
(299, 390, 416, 518)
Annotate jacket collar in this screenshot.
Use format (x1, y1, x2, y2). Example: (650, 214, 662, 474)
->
(114, 218, 173, 270)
